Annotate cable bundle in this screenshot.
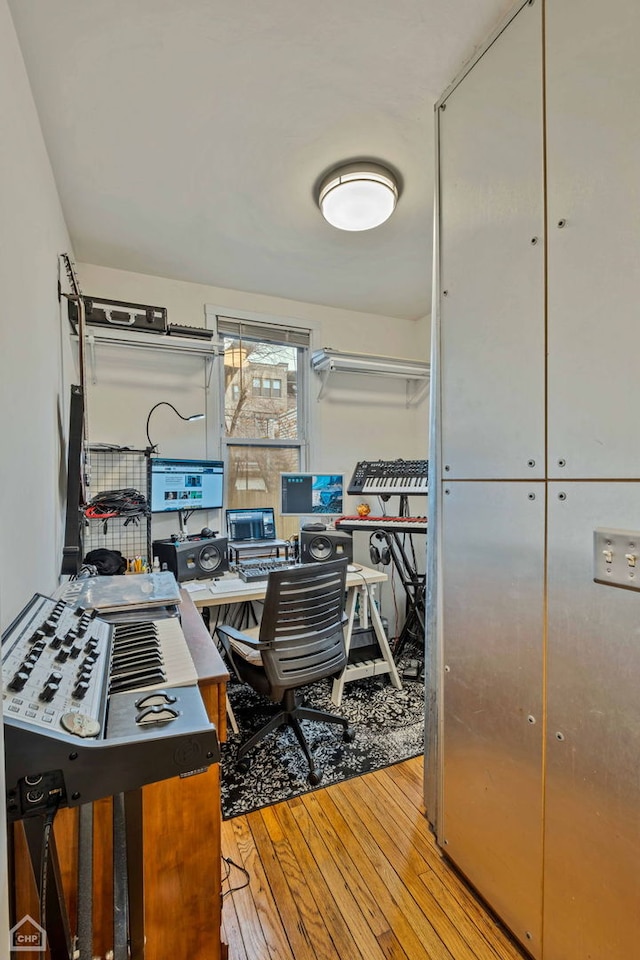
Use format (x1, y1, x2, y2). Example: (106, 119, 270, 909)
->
(84, 488, 148, 523)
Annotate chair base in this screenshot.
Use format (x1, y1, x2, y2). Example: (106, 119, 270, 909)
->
(236, 689, 353, 784)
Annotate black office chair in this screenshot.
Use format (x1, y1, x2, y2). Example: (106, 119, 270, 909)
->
(216, 558, 354, 785)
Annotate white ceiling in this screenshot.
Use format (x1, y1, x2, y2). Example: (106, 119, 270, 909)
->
(9, 0, 511, 320)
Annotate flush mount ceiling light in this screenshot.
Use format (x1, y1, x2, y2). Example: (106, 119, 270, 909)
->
(317, 162, 399, 231)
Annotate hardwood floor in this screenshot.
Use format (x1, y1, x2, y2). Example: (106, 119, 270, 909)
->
(220, 757, 529, 960)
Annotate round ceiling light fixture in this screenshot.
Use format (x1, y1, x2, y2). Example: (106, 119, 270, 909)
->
(317, 161, 399, 231)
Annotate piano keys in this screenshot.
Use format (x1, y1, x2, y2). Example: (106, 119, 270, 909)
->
(109, 617, 199, 694)
(347, 458, 429, 496)
(336, 515, 427, 535)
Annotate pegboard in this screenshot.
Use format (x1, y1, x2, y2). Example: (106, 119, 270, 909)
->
(83, 445, 151, 565)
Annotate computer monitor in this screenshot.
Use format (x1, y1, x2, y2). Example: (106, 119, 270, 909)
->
(226, 507, 276, 542)
(149, 457, 224, 513)
(280, 473, 344, 517)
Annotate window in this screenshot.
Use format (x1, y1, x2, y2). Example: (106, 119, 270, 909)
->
(213, 313, 311, 539)
(251, 377, 283, 398)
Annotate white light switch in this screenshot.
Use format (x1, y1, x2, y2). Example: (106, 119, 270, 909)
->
(594, 528, 640, 589)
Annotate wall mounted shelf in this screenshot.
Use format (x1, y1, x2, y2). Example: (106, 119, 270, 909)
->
(71, 327, 223, 385)
(311, 347, 430, 403)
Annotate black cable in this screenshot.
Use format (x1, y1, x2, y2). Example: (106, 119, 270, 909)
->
(84, 488, 148, 519)
(221, 856, 250, 898)
(39, 802, 60, 942)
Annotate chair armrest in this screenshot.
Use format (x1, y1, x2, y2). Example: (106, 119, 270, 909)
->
(216, 624, 264, 648)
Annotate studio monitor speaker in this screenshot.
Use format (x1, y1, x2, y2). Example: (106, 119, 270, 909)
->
(152, 536, 229, 582)
(300, 530, 353, 564)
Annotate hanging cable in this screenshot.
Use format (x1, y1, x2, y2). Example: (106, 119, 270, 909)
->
(39, 800, 61, 942)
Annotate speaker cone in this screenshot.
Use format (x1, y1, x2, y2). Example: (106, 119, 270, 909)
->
(309, 536, 332, 561)
(199, 545, 221, 571)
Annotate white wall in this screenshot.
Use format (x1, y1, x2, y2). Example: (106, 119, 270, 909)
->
(77, 262, 430, 635)
(0, 0, 76, 946)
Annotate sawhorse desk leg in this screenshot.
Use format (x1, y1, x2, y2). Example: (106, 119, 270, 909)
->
(331, 582, 402, 706)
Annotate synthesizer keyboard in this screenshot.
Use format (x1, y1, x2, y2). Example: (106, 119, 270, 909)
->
(2, 593, 218, 821)
(348, 459, 428, 496)
(336, 515, 427, 535)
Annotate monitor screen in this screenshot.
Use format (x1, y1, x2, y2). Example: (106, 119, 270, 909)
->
(149, 457, 224, 513)
(280, 473, 344, 517)
(226, 507, 276, 542)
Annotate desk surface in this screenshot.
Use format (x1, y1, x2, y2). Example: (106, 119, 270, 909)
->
(184, 563, 387, 608)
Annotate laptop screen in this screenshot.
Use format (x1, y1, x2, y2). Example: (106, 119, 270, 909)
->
(226, 507, 276, 542)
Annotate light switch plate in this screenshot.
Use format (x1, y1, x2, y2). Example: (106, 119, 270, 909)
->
(594, 527, 640, 590)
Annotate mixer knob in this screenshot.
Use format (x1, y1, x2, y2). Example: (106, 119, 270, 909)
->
(72, 680, 90, 700)
(40, 678, 61, 702)
(49, 634, 64, 649)
(42, 619, 56, 636)
(8, 670, 29, 692)
(69, 644, 82, 659)
(55, 649, 69, 663)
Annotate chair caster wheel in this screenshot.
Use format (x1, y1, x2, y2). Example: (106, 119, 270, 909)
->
(237, 759, 250, 774)
(308, 769, 322, 786)
(343, 726, 356, 743)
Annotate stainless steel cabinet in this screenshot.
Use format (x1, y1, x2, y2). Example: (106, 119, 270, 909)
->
(432, 1, 640, 958)
(439, 1, 544, 480)
(441, 481, 544, 953)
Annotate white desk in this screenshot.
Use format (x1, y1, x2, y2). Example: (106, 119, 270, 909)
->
(186, 564, 402, 705)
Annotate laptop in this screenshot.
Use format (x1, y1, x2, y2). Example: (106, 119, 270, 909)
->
(226, 507, 277, 544)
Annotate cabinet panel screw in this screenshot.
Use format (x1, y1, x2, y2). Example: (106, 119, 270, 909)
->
(558, 492, 567, 500)
(558, 458, 566, 467)
(557, 219, 566, 228)
(527, 459, 536, 468)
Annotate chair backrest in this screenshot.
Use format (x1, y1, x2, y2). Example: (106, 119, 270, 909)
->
(258, 558, 349, 694)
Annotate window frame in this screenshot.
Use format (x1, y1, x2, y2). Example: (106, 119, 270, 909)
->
(204, 306, 315, 493)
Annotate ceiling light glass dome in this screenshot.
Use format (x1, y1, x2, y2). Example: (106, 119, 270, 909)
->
(318, 162, 399, 231)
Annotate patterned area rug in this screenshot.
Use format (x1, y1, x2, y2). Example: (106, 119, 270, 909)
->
(221, 662, 424, 820)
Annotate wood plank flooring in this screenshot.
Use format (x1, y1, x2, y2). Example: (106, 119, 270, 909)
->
(220, 757, 529, 960)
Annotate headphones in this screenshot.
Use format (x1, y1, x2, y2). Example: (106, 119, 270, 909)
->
(369, 530, 391, 566)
